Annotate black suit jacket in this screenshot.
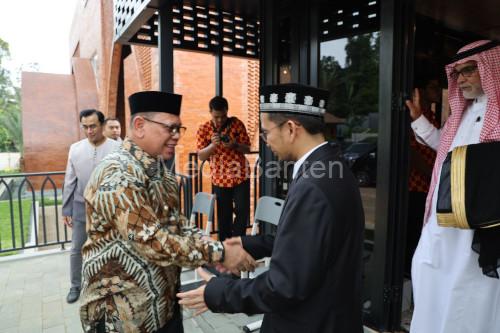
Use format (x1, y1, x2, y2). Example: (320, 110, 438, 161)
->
(204, 143, 365, 333)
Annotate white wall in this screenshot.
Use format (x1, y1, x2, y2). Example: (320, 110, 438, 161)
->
(0, 153, 20, 170)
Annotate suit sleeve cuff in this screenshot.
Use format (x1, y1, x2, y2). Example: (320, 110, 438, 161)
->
(204, 277, 230, 312)
(62, 207, 72, 217)
(241, 235, 252, 251)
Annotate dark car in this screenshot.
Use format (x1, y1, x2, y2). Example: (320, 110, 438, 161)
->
(341, 140, 377, 187)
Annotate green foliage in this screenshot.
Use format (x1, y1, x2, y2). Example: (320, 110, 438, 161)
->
(0, 37, 22, 153)
(0, 167, 20, 175)
(320, 33, 380, 135)
(0, 199, 32, 254)
(0, 126, 15, 151)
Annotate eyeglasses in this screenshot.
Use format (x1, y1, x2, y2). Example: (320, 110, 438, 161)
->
(259, 121, 287, 142)
(450, 65, 478, 81)
(143, 117, 187, 136)
(81, 124, 99, 131)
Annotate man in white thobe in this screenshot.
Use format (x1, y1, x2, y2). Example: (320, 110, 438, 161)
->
(407, 40, 500, 333)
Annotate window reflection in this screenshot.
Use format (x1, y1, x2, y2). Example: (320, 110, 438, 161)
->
(320, 33, 379, 232)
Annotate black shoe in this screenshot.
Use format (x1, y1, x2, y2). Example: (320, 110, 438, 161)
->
(66, 287, 81, 304)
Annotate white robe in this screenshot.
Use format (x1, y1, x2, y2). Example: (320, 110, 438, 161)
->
(410, 94, 500, 333)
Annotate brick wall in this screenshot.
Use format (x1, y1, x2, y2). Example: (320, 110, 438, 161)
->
(124, 47, 260, 179)
(21, 72, 79, 187)
(22, 0, 261, 197)
(68, 0, 109, 113)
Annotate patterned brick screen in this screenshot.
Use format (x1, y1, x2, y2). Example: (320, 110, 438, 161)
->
(114, 0, 149, 40)
(319, 0, 380, 41)
(114, 0, 260, 59)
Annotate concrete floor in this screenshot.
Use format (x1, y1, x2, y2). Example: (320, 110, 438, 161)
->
(0, 250, 263, 333)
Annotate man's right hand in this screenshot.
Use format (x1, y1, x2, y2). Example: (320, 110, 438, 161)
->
(221, 237, 256, 274)
(63, 216, 73, 228)
(211, 133, 221, 145)
(405, 88, 423, 121)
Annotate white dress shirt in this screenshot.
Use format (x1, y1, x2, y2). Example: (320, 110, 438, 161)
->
(292, 141, 328, 179)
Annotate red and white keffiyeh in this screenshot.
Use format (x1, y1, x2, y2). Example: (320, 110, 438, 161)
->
(424, 40, 500, 224)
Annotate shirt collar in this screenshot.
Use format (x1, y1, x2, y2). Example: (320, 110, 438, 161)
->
(86, 137, 109, 148)
(292, 141, 328, 179)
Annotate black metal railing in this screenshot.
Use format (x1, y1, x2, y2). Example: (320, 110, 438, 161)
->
(177, 173, 193, 217)
(187, 151, 261, 235)
(0, 172, 67, 254)
(0, 153, 260, 254)
(0, 171, 195, 255)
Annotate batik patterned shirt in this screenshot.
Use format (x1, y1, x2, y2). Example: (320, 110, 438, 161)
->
(80, 138, 224, 333)
(196, 117, 251, 187)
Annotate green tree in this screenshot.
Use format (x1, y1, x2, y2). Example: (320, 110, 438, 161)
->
(319, 55, 345, 116)
(0, 126, 15, 151)
(0, 37, 22, 152)
(320, 33, 379, 135)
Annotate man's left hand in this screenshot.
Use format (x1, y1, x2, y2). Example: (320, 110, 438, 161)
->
(177, 268, 213, 316)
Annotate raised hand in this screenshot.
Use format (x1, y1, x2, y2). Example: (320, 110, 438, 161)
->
(405, 88, 423, 121)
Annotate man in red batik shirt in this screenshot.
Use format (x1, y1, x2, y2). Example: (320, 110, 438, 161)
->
(196, 96, 251, 241)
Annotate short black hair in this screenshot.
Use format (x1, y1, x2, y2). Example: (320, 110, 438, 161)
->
(267, 112, 325, 135)
(80, 109, 105, 124)
(209, 96, 228, 112)
(104, 118, 120, 126)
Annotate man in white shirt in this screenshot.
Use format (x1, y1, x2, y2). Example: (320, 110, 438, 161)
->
(406, 40, 500, 333)
(62, 109, 119, 303)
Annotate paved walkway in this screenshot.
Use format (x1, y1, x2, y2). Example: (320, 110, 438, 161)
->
(0, 251, 262, 333)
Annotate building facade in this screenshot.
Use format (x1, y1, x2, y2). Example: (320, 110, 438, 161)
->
(21, 0, 260, 181)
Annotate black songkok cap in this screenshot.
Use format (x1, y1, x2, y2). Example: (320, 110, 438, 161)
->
(128, 91, 182, 115)
(259, 83, 330, 117)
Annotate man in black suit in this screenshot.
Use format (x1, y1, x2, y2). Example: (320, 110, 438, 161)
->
(178, 83, 365, 333)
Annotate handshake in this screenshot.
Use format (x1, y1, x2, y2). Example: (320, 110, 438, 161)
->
(178, 236, 257, 316)
(214, 237, 256, 275)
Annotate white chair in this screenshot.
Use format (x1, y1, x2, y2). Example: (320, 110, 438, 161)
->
(181, 192, 216, 287)
(250, 196, 284, 235)
(188, 192, 216, 236)
(244, 195, 284, 278)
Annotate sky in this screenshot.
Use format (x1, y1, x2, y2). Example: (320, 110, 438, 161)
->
(0, 0, 78, 86)
(321, 38, 348, 67)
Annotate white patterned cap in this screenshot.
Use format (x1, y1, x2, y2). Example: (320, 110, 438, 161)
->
(259, 83, 329, 117)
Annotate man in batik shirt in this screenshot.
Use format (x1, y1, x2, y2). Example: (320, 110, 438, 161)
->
(80, 91, 255, 333)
